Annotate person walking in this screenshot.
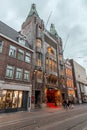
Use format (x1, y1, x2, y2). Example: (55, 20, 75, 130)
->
(62, 99, 67, 110)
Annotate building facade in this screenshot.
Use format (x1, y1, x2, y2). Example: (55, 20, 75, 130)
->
(21, 4, 67, 108)
(70, 59, 87, 104)
(0, 21, 33, 113)
(65, 59, 75, 101)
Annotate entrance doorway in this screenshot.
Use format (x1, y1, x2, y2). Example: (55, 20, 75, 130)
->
(35, 90, 41, 108)
(62, 93, 65, 100)
(46, 89, 62, 108)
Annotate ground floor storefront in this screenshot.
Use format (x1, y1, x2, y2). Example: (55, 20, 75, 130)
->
(0, 81, 31, 113)
(45, 87, 62, 108)
(67, 88, 75, 102)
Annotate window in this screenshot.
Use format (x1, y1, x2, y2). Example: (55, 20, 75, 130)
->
(25, 52, 31, 63)
(49, 59, 52, 71)
(59, 54, 63, 61)
(54, 61, 57, 72)
(18, 37, 25, 46)
(47, 47, 54, 55)
(6, 65, 14, 78)
(24, 70, 30, 81)
(46, 57, 49, 71)
(0, 90, 23, 109)
(9, 45, 16, 57)
(0, 90, 7, 109)
(18, 49, 24, 61)
(36, 53, 43, 66)
(5, 90, 13, 109)
(18, 91, 22, 108)
(0, 41, 3, 53)
(37, 71, 43, 83)
(12, 91, 18, 108)
(36, 39, 41, 48)
(16, 68, 22, 79)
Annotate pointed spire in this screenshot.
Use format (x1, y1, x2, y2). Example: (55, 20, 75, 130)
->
(50, 23, 58, 38)
(27, 3, 39, 19)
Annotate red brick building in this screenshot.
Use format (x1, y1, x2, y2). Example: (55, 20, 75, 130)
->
(0, 21, 33, 113)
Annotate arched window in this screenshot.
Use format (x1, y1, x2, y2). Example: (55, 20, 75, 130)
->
(47, 47, 54, 55)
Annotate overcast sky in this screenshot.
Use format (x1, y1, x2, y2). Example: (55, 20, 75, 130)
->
(0, 0, 87, 72)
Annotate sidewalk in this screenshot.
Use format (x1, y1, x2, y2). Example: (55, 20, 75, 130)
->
(0, 104, 84, 120)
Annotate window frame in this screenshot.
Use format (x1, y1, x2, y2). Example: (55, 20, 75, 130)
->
(9, 45, 16, 58)
(16, 68, 22, 80)
(25, 52, 31, 63)
(36, 52, 43, 66)
(24, 70, 30, 81)
(6, 65, 14, 78)
(17, 49, 24, 61)
(18, 37, 26, 46)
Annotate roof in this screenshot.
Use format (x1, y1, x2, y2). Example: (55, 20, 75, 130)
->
(27, 3, 39, 19)
(0, 21, 19, 42)
(0, 21, 32, 49)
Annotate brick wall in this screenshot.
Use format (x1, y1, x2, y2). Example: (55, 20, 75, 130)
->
(0, 36, 33, 84)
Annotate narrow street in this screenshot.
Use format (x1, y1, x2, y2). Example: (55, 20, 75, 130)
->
(0, 104, 87, 130)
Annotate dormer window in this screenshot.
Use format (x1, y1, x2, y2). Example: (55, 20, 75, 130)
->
(18, 37, 26, 46)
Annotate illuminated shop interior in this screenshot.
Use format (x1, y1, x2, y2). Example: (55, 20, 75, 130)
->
(0, 90, 27, 111)
(45, 88, 62, 108)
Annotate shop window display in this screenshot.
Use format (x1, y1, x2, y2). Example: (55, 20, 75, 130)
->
(0, 90, 23, 111)
(12, 91, 18, 108)
(5, 90, 13, 109)
(18, 91, 22, 108)
(0, 90, 7, 109)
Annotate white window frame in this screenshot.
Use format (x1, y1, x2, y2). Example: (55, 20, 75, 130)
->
(9, 45, 16, 57)
(18, 49, 24, 61)
(16, 68, 22, 80)
(24, 70, 30, 81)
(18, 37, 26, 46)
(6, 65, 14, 78)
(25, 52, 31, 63)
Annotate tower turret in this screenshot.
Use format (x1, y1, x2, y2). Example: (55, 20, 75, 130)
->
(50, 23, 58, 38)
(26, 3, 39, 19)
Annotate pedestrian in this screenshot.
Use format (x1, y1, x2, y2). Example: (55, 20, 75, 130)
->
(66, 99, 69, 110)
(62, 99, 67, 109)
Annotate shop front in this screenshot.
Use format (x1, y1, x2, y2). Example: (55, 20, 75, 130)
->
(45, 87, 62, 108)
(0, 82, 31, 113)
(68, 89, 75, 102)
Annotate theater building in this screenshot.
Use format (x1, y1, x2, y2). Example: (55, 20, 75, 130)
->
(21, 4, 67, 108)
(0, 21, 33, 113)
